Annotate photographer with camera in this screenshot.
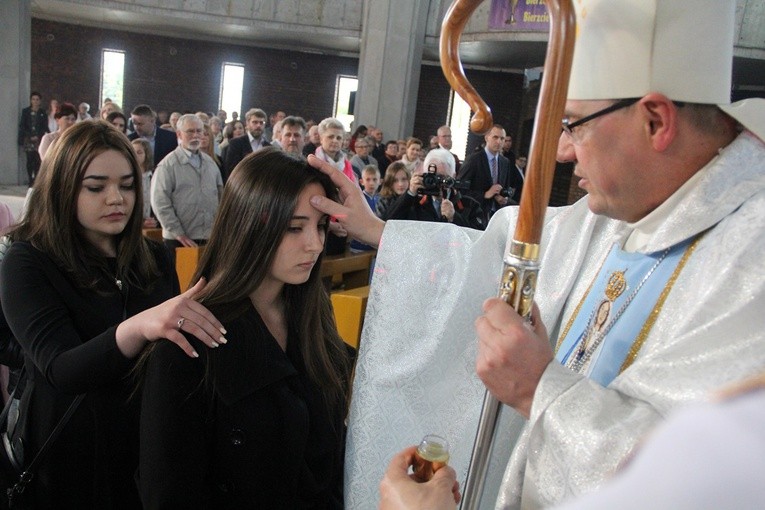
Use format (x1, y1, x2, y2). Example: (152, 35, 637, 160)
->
(458, 124, 519, 225)
(385, 148, 484, 230)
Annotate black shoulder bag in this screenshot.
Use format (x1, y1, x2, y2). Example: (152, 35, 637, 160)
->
(0, 370, 84, 508)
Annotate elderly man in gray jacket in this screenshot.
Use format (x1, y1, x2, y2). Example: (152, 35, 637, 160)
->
(151, 114, 223, 265)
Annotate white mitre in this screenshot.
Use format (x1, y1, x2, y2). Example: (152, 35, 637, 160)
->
(568, 0, 765, 142)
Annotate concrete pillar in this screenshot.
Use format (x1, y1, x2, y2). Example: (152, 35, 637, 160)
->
(0, 0, 30, 186)
(354, 0, 430, 141)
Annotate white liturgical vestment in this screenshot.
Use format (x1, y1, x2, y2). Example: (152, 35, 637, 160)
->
(344, 131, 765, 509)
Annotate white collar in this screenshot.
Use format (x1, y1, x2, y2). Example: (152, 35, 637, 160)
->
(484, 147, 499, 161)
(622, 132, 765, 253)
(624, 166, 707, 252)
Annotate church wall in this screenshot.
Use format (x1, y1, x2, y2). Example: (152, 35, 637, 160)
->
(31, 18, 358, 122)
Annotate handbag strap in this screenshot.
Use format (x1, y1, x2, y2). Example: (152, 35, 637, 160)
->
(0, 366, 26, 430)
(7, 393, 85, 500)
(0, 384, 19, 429)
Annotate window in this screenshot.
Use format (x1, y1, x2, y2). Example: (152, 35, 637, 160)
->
(219, 63, 245, 120)
(333, 75, 358, 132)
(448, 90, 471, 161)
(100, 50, 125, 108)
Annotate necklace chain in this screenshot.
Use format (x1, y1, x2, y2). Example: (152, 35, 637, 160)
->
(567, 247, 670, 373)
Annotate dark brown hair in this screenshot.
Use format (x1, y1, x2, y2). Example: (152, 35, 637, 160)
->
(379, 162, 410, 199)
(54, 102, 77, 119)
(130, 137, 154, 174)
(194, 148, 349, 407)
(10, 120, 159, 291)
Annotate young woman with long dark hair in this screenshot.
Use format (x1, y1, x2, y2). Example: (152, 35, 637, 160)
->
(0, 121, 224, 508)
(139, 148, 350, 508)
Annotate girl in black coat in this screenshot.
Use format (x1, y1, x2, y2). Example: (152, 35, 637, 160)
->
(0, 121, 225, 509)
(139, 148, 351, 509)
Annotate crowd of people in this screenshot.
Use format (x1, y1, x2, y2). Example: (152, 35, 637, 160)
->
(19, 97, 529, 238)
(5, 0, 764, 508)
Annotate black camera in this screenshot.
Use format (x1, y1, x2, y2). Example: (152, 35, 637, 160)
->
(419, 163, 469, 196)
(498, 187, 515, 199)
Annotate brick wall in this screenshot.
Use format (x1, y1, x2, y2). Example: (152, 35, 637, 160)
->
(413, 65, 525, 152)
(411, 64, 453, 143)
(31, 19, 358, 121)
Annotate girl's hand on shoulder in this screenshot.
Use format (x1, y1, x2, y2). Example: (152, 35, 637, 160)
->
(115, 278, 227, 359)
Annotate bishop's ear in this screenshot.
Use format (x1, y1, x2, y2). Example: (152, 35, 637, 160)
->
(639, 93, 678, 152)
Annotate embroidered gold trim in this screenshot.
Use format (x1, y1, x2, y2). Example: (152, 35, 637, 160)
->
(619, 234, 704, 374)
(604, 270, 627, 301)
(554, 251, 610, 354)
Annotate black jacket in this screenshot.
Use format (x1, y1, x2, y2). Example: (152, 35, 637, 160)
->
(17, 107, 48, 149)
(139, 304, 345, 509)
(386, 190, 485, 230)
(223, 135, 271, 181)
(458, 150, 522, 222)
(0, 240, 177, 509)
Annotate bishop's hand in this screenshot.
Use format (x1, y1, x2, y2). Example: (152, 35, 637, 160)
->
(475, 299, 553, 418)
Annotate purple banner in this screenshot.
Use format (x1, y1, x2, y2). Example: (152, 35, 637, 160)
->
(489, 0, 550, 31)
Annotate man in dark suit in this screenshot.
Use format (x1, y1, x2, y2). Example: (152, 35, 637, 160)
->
(223, 107, 270, 179)
(513, 156, 527, 201)
(17, 91, 48, 186)
(370, 126, 386, 163)
(502, 133, 517, 168)
(458, 124, 520, 223)
(129, 104, 177, 166)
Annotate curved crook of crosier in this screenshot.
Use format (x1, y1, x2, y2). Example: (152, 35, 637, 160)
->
(439, 0, 493, 135)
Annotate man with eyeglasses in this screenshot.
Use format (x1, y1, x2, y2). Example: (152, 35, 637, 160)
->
(309, 1, 765, 508)
(129, 104, 178, 166)
(350, 136, 379, 179)
(151, 114, 223, 264)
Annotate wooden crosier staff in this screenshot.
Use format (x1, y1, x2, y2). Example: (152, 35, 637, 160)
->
(439, 0, 576, 508)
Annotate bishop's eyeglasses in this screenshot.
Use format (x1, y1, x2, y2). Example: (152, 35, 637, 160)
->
(561, 98, 640, 142)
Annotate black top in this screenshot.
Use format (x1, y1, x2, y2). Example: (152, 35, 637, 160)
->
(139, 304, 345, 509)
(386, 191, 485, 230)
(302, 141, 318, 158)
(223, 135, 271, 180)
(0, 240, 178, 509)
(375, 195, 400, 220)
(17, 107, 49, 149)
(371, 143, 386, 168)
